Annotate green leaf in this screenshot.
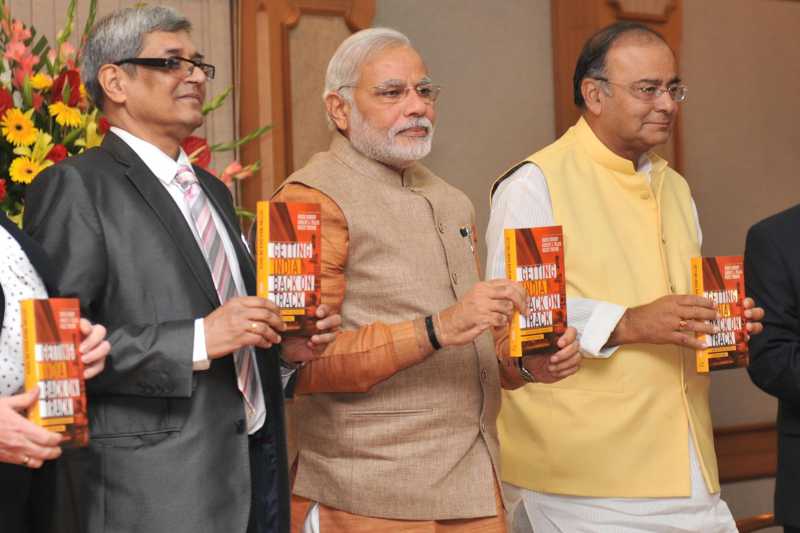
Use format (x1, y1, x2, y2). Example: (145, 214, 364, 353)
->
(21, 76, 32, 108)
(79, 0, 97, 56)
(56, 0, 77, 46)
(61, 125, 85, 146)
(31, 34, 49, 57)
(210, 124, 273, 152)
(235, 208, 256, 220)
(202, 86, 232, 116)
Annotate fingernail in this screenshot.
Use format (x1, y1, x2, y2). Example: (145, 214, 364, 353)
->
(275, 336, 282, 344)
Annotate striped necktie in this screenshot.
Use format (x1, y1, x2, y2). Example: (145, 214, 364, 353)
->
(174, 165, 262, 424)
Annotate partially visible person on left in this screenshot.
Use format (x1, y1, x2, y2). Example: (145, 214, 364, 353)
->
(0, 209, 110, 533)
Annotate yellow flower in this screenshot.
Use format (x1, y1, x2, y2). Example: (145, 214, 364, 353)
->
(30, 73, 53, 91)
(2, 108, 38, 146)
(48, 101, 82, 128)
(9, 156, 43, 184)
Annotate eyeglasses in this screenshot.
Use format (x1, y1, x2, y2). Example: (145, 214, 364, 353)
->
(114, 56, 216, 80)
(593, 77, 687, 103)
(339, 82, 442, 104)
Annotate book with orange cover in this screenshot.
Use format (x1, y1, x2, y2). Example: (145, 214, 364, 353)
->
(256, 201, 321, 335)
(20, 298, 88, 447)
(691, 256, 749, 373)
(504, 225, 567, 357)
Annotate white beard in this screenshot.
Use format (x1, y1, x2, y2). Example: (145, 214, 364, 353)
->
(348, 104, 434, 168)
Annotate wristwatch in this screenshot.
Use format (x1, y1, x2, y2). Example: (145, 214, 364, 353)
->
(517, 357, 536, 383)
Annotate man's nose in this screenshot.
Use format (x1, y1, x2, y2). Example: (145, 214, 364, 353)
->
(654, 89, 677, 114)
(403, 88, 429, 116)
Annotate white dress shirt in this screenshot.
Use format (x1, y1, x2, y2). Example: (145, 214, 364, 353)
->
(0, 225, 48, 396)
(111, 127, 266, 434)
(486, 160, 735, 532)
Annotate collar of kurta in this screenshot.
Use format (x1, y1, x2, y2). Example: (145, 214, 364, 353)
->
(574, 116, 669, 176)
(328, 131, 427, 189)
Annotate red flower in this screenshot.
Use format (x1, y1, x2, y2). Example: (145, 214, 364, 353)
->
(0, 179, 7, 202)
(31, 92, 43, 111)
(0, 87, 13, 119)
(181, 136, 211, 169)
(51, 69, 81, 107)
(46, 144, 68, 163)
(97, 116, 110, 134)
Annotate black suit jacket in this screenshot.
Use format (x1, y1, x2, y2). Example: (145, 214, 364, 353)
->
(745, 203, 800, 527)
(23, 133, 289, 533)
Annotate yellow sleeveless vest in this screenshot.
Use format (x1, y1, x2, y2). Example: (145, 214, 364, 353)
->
(493, 118, 719, 497)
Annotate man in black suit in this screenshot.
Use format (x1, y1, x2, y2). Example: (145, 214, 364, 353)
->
(746, 203, 800, 533)
(23, 6, 334, 533)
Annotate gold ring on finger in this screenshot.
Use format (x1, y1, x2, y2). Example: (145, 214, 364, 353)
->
(678, 320, 688, 329)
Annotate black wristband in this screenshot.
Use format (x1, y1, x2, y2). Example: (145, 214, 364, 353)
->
(425, 315, 442, 350)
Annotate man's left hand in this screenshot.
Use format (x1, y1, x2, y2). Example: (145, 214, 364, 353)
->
(79, 319, 111, 380)
(743, 297, 765, 341)
(523, 326, 581, 383)
(281, 304, 342, 365)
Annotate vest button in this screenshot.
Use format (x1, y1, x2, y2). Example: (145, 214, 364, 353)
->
(451, 272, 459, 285)
(438, 221, 446, 234)
(640, 192, 650, 200)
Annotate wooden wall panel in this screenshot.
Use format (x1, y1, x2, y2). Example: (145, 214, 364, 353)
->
(288, 14, 349, 171)
(238, 0, 374, 215)
(551, 0, 683, 170)
(6, 0, 236, 172)
(714, 422, 777, 483)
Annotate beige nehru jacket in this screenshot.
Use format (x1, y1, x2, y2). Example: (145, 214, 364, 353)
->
(275, 133, 502, 520)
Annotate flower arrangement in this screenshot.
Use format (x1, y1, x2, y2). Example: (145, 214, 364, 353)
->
(0, 0, 267, 224)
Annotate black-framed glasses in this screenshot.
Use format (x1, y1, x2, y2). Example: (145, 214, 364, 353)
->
(593, 77, 687, 103)
(114, 56, 216, 80)
(338, 82, 442, 104)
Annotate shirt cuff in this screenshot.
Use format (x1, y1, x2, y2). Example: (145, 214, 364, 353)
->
(579, 302, 626, 358)
(193, 318, 211, 371)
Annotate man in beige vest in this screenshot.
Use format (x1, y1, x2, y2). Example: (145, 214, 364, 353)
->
(273, 28, 582, 533)
(487, 22, 765, 532)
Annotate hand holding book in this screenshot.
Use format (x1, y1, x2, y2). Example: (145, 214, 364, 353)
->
(0, 388, 63, 468)
(607, 294, 719, 350)
(204, 296, 288, 356)
(520, 326, 581, 383)
(435, 279, 526, 347)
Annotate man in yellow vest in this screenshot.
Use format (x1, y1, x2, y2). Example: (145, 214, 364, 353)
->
(486, 22, 765, 532)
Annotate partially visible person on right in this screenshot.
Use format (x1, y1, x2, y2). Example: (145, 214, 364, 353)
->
(746, 203, 800, 533)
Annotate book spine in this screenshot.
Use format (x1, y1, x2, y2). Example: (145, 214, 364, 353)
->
(505, 228, 522, 357)
(691, 257, 711, 373)
(20, 300, 42, 424)
(256, 200, 269, 299)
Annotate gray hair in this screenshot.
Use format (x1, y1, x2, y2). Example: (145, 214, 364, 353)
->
(323, 27, 411, 127)
(82, 6, 192, 110)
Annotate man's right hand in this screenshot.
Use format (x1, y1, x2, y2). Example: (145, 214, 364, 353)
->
(437, 279, 526, 347)
(204, 297, 287, 358)
(608, 295, 719, 350)
(0, 388, 62, 468)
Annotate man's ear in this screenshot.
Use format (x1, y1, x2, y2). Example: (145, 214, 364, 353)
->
(581, 78, 604, 117)
(325, 92, 350, 132)
(97, 64, 128, 106)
